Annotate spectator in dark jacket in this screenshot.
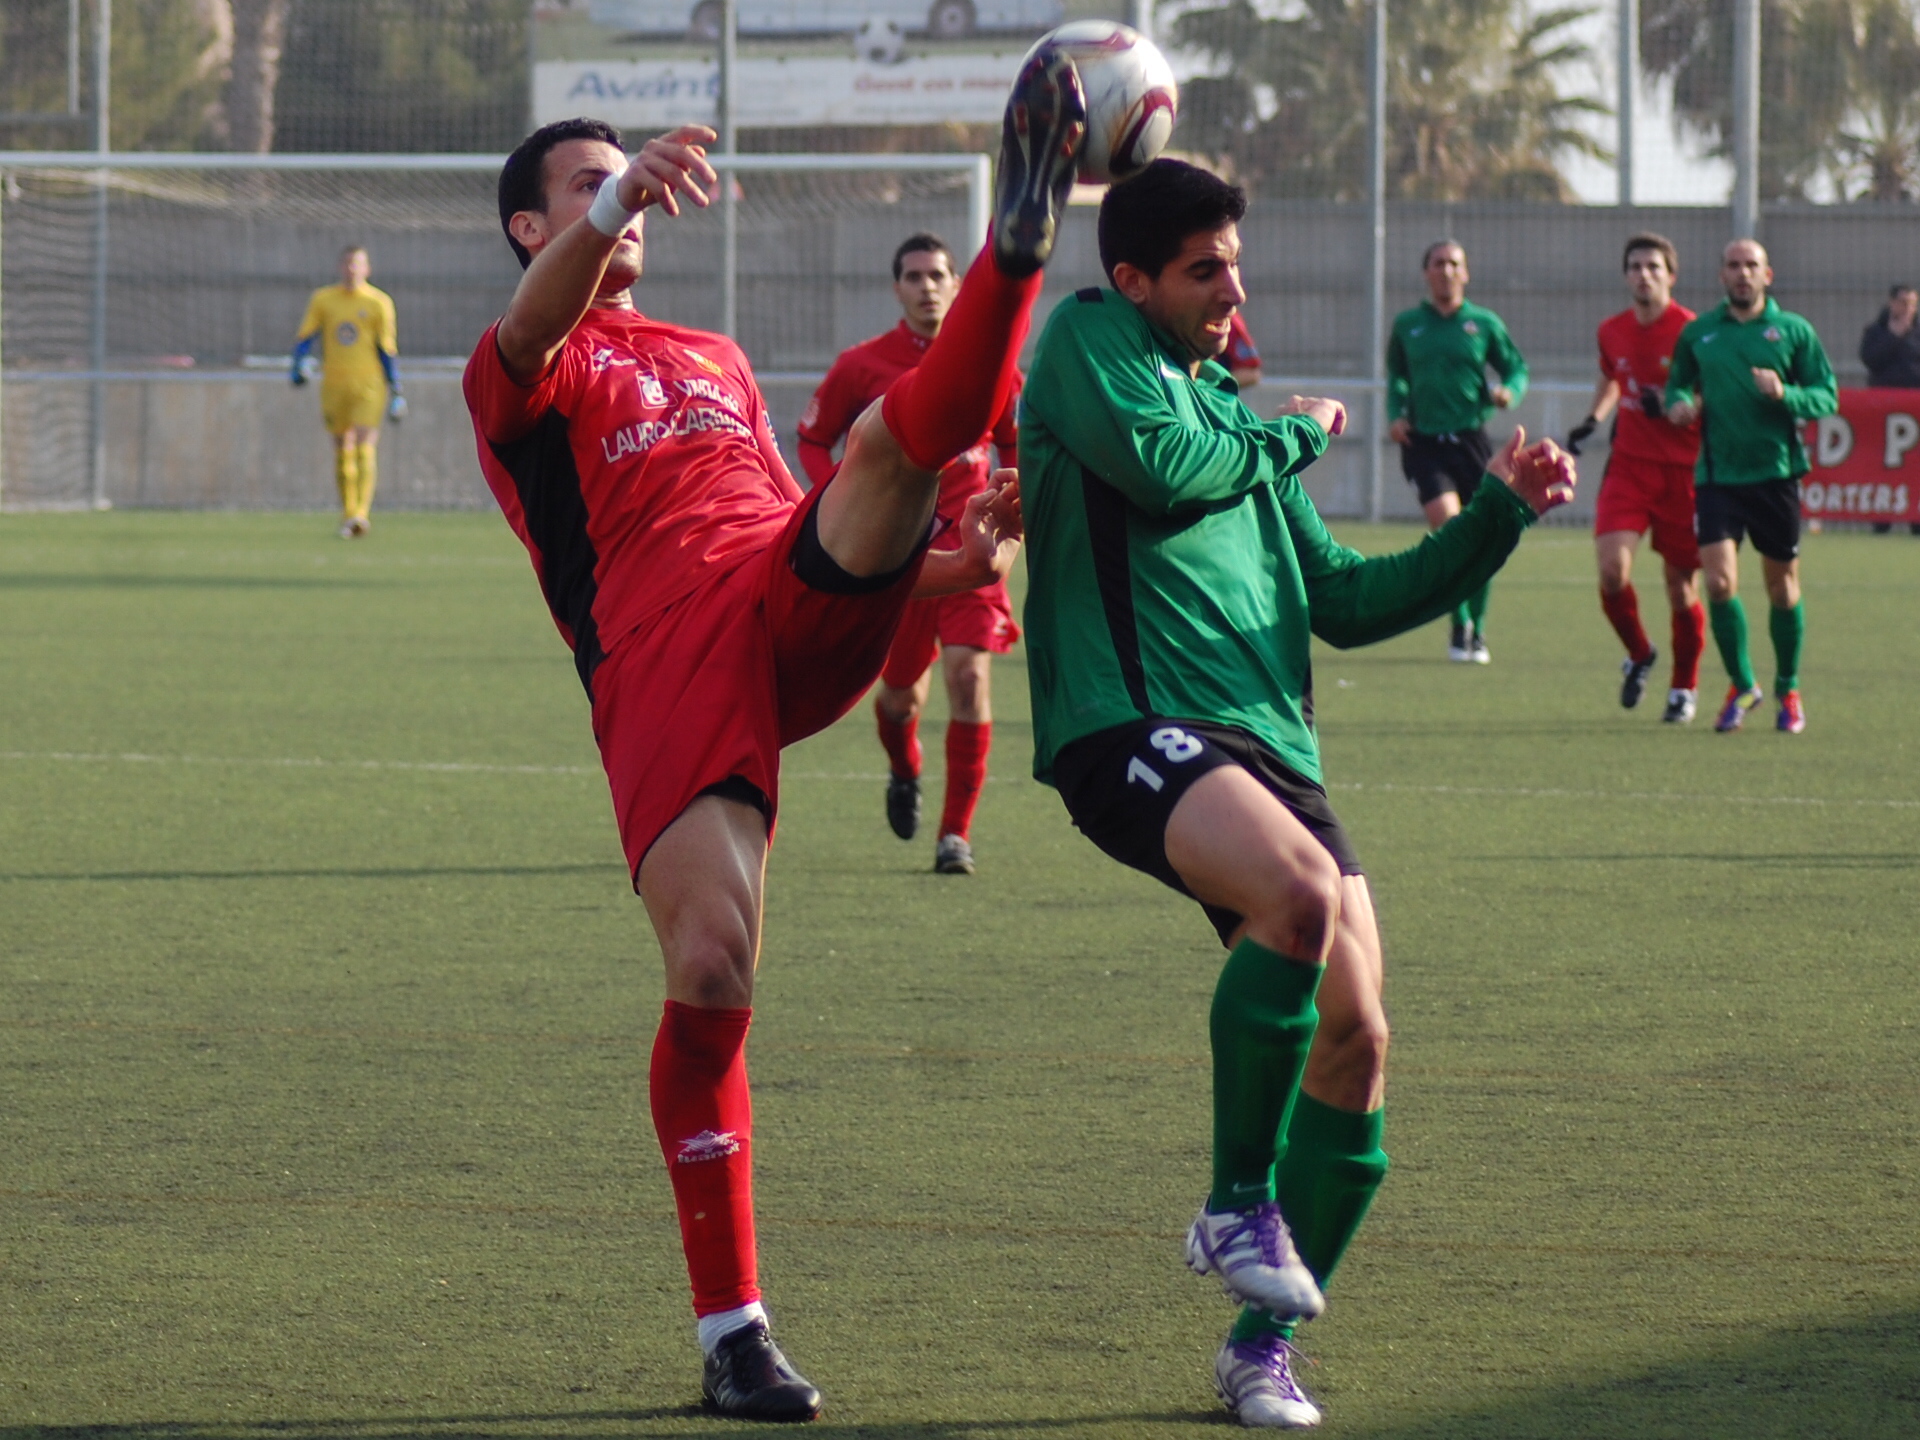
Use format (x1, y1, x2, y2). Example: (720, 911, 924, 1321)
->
(1861, 285, 1920, 387)
(1860, 285, 1920, 532)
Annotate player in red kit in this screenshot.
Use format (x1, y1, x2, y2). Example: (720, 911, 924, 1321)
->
(1568, 234, 1706, 724)
(462, 46, 1086, 1422)
(799, 233, 1019, 874)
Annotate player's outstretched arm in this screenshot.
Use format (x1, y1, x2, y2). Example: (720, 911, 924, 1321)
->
(1284, 426, 1574, 649)
(496, 126, 718, 383)
(912, 472, 1022, 598)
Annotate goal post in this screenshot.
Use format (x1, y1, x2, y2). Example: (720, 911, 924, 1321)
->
(0, 149, 991, 511)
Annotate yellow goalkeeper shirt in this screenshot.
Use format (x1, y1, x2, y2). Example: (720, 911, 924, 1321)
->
(295, 283, 398, 393)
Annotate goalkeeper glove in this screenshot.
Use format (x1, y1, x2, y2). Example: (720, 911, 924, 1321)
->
(387, 392, 408, 422)
(1567, 415, 1598, 455)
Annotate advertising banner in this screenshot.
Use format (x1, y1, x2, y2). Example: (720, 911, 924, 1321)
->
(1799, 389, 1920, 524)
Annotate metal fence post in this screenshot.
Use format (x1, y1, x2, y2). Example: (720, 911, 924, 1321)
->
(718, 0, 737, 339)
(1731, 0, 1760, 238)
(89, 0, 111, 510)
(1618, 0, 1636, 206)
(1366, 0, 1387, 523)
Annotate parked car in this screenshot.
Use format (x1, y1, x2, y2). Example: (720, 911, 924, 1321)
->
(589, 0, 1063, 41)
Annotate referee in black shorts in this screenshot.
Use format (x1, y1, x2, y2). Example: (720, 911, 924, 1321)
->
(1386, 241, 1529, 662)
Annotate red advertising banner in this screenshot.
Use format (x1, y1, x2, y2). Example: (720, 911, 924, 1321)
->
(1799, 388, 1920, 523)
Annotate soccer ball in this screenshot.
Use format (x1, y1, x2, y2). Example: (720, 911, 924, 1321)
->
(1024, 21, 1178, 185)
(855, 17, 907, 66)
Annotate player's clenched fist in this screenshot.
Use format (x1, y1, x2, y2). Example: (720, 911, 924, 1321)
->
(1486, 425, 1577, 515)
(618, 125, 719, 217)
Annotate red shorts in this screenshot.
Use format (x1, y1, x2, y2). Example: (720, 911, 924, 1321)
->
(591, 482, 922, 882)
(1594, 455, 1700, 571)
(878, 576, 1020, 689)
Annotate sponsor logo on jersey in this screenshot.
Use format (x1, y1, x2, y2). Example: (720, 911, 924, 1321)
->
(637, 370, 669, 407)
(1701, 333, 1717, 345)
(1409, 326, 1425, 337)
(600, 406, 755, 464)
(335, 321, 360, 347)
(591, 346, 636, 372)
(675, 1129, 741, 1164)
(677, 375, 742, 415)
(685, 348, 728, 379)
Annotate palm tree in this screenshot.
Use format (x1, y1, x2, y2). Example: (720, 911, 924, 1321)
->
(1170, 0, 1610, 201)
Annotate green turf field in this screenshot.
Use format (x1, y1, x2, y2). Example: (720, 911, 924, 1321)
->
(3, 511, 1917, 1439)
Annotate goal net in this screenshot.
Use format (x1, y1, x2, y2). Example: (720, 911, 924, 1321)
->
(0, 152, 987, 510)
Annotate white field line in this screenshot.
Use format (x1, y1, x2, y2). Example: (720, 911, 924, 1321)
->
(1, 749, 1914, 811)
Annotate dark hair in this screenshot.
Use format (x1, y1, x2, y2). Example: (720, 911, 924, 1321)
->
(1623, 232, 1679, 276)
(1892, 283, 1918, 299)
(1097, 159, 1246, 283)
(1422, 239, 1464, 269)
(892, 232, 952, 280)
(339, 244, 368, 261)
(498, 117, 626, 269)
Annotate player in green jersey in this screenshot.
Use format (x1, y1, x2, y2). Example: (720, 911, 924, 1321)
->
(1386, 242, 1530, 662)
(1664, 239, 1837, 734)
(1018, 160, 1575, 1430)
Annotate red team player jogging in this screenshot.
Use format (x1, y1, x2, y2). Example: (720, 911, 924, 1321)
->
(798, 234, 1020, 873)
(462, 49, 1087, 1425)
(1571, 233, 1707, 725)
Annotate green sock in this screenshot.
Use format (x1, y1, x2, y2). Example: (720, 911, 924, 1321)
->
(1709, 596, 1756, 691)
(1232, 1097, 1390, 1343)
(1466, 581, 1490, 632)
(1451, 600, 1471, 630)
(1769, 600, 1805, 695)
(1208, 939, 1322, 1213)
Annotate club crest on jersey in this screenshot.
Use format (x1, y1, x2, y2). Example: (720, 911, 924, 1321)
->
(636, 370, 669, 407)
(335, 321, 359, 346)
(1462, 319, 1479, 335)
(685, 347, 728, 379)
(676, 1129, 740, 1163)
(1763, 326, 1782, 342)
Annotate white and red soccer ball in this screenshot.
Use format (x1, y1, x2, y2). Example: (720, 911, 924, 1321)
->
(1024, 21, 1179, 186)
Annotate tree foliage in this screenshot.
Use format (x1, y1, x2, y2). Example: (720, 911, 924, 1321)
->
(1641, 0, 1920, 200)
(1170, 0, 1609, 200)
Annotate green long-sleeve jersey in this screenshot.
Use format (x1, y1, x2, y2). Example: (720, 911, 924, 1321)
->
(1663, 296, 1837, 487)
(1018, 287, 1539, 786)
(1386, 299, 1528, 435)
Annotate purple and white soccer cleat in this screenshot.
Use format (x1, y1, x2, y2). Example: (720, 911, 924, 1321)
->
(1185, 1203, 1324, 1319)
(1215, 1332, 1322, 1429)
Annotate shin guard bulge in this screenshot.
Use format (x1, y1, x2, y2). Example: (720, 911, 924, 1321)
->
(1600, 583, 1651, 660)
(1769, 599, 1805, 695)
(880, 250, 1041, 472)
(875, 704, 922, 780)
(650, 1001, 760, 1315)
(1673, 600, 1706, 690)
(1709, 596, 1756, 690)
(1209, 940, 1323, 1211)
(940, 720, 992, 839)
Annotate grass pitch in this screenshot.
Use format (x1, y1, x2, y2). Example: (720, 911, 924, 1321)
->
(2, 511, 1918, 1440)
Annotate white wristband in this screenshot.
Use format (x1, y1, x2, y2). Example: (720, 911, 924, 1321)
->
(586, 172, 640, 238)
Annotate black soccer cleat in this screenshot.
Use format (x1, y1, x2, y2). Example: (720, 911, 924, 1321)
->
(1619, 646, 1658, 709)
(701, 1320, 823, 1423)
(886, 774, 921, 840)
(992, 42, 1088, 278)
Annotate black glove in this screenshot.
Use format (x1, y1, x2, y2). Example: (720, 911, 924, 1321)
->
(1567, 416, 1597, 455)
(1639, 389, 1664, 419)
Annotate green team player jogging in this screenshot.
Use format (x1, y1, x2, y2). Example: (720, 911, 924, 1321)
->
(1663, 239, 1836, 735)
(1017, 159, 1577, 1432)
(1386, 241, 1529, 662)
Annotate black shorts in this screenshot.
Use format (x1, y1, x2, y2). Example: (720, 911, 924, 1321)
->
(1401, 428, 1493, 506)
(1052, 718, 1364, 947)
(1695, 478, 1802, 562)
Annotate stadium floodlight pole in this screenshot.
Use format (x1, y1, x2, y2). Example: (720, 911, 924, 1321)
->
(1366, 0, 1387, 523)
(1617, 0, 1636, 206)
(718, 0, 738, 339)
(1731, 0, 1760, 239)
(68, 0, 83, 114)
(89, 0, 111, 511)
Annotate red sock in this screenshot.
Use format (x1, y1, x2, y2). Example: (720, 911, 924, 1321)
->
(1673, 599, 1706, 690)
(881, 247, 1041, 472)
(649, 1001, 759, 1316)
(940, 720, 992, 840)
(875, 701, 922, 779)
(1599, 584, 1652, 662)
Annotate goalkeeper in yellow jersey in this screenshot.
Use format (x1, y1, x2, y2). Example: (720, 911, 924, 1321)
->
(292, 245, 404, 537)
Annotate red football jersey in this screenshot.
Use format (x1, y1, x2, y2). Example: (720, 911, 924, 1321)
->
(1597, 303, 1700, 467)
(1225, 312, 1260, 374)
(797, 320, 1018, 530)
(463, 307, 804, 693)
